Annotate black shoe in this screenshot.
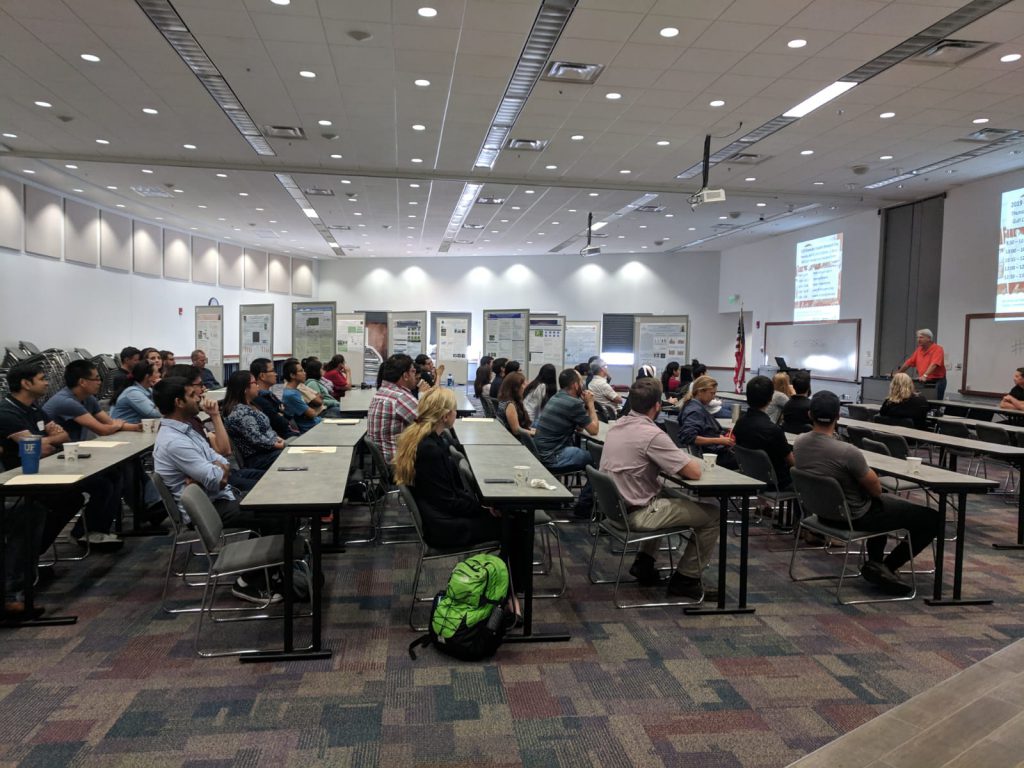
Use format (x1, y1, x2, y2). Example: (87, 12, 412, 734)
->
(666, 572, 707, 601)
(231, 578, 283, 605)
(572, 505, 592, 521)
(628, 553, 663, 586)
(860, 561, 913, 596)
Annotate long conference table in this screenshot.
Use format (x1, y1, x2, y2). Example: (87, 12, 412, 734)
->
(334, 387, 476, 417)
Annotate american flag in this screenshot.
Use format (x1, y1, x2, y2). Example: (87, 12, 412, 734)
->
(733, 314, 746, 393)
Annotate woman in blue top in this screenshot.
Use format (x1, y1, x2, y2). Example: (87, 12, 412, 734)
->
(677, 375, 738, 469)
(110, 360, 161, 423)
(281, 359, 322, 433)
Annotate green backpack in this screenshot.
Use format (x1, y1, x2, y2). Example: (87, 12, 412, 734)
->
(408, 553, 511, 661)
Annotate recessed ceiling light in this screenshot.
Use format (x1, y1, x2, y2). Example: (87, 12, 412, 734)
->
(659, 27, 679, 38)
(490, 230, 499, 234)
(538, 233, 545, 235)
(269, 220, 277, 223)
(665, 213, 674, 218)
(190, 227, 198, 231)
(500, 219, 509, 223)
(813, 181, 825, 185)
(271, 0, 290, 5)
(744, 177, 756, 182)
(409, 182, 420, 188)
(73, 188, 83, 193)
(34, 101, 52, 108)
(552, 221, 559, 225)
(617, 235, 625, 239)
(414, 78, 430, 87)
(155, 217, 163, 221)
(408, 226, 415, 230)
(217, 217, 226, 221)
(1000, 53, 1021, 63)
(197, 204, 207, 209)
(115, 204, 125, 208)
(216, 172, 227, 178)
(318, 119, 332, 126)
(183, 143, 196, 149)
(22, 169, 35, 175)
(412, 124, 425, 131)
(141, 168, 153, 174)
(879, 111, 895, 119)
(409, 201, 418, 205)
(688, 226, 696, 231)
(411, 158, 423, 163)
(879, 154, 893, 160)
(545, 164, 557, 170)
(656, 139, 670, 146)
(341, 179, 351, 184)
(800, 149, 814, 155)
(619, 169, 631, 174)
(973, 117, 990, 124)
(281, 229, 289, 233)
(255, 207, 264, 212)
(407, 214, 416, 218)
(2, 133, 17, 138)
(418, 7, 437, 17)
(64, 163, 77, 169)
(605, 92, 622, 100)
(788, 39, 807, 49)
(330, 153, 342, 159)
(588, 192, 599, 197)
(568, 209, 576, 213)
(756, 202, 767, 207)
(354, 212, 363, 216)
(511, 206, 521, 210)
(142, 107, 158, 115)
(299, 70, 316, 78)
(525, 189, 535, 194)
(239, 192, 249, 197)
(106, 185, 117, 190)
(80, 53, 100, 63)
(95, 138, 109, 144)
(571, 134, 584, 141)
(709, 99, 725, 107)
(719, 215, 728, 220)
(173, 188, 183, 193)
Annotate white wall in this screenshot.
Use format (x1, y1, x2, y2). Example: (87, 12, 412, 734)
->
(318, 251, 744, 378)
(939, 166, 1024, 388)
(717, 209, 881, 379)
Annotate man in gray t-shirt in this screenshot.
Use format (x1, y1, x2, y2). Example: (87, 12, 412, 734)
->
(793, 391, 937, 596)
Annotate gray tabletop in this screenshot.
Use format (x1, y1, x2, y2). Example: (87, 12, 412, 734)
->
(240, 446, 355, 510)
(932, 414, 1024, 435)
(335, 387, 475, 416)
(929, 399, 1011, 416)
(451, 419, 519, 446)
(840, 417, 1024, 458)
(290, 419, 367, 447)
(463, 444, 574, 505)
(0, 431, 155, 488)
(669, 462, 765, 493)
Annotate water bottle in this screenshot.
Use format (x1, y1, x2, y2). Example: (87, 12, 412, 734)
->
(446, 372, 454, 387)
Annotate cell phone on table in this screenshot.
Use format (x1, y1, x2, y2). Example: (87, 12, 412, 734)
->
(58, 453, 91, 459)
(483, 478, 514, 484)
(277, 466, 308, 471)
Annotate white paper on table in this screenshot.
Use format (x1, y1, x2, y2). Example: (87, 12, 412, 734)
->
(460, 417, 494, 423)
(288, 446, 338, 454)
(5, 474, 84, 485)
(322, 419, 360, 425)
(88, 442, 128, 448)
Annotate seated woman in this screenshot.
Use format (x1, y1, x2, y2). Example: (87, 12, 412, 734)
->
(222, 371, 286, 471)
(497, 372, 532, 436)
(661, 361, 681, 398)
(677, 375, 738, 469)
(523, 363, 557, 424)
(110, 360, 162, 423)
(322, 354, 352, 397)
(1000, 367, 1024, 411)
(764, 372, 792, 424)
(878, 372, 929, 429)
(303, 359, 343, 412)
(473, 356, 493, 400)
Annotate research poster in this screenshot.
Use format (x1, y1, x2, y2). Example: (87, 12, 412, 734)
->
(483, 309, 528, 361)
(528, 316, 565, 378)
(292, 302, 336, 362)
(239, 304, 273, 370)
(335, 312, 365, 386)
(636, 320, 688, 369)
(997, 186, 1024, 313)
(794, 233, 843, 322)
(194, 305, 224, 385)
(565, 321, 600, 367)
(391, 318, 424, 357)
(437, 316, 468, 361)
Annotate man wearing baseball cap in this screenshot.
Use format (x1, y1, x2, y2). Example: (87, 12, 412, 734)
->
(792, 391, 937, 596)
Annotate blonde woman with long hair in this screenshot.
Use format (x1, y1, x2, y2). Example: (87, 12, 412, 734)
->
(879, 372, 929, 429)
(764, 372, 792, 424)
(678, 375, 738, 469)
(393, 387, 502, 550)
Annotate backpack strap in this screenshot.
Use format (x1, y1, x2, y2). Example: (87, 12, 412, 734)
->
(408, 633, 432, 660)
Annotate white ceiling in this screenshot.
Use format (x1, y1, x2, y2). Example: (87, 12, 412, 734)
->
(1, 0, 1023, 259)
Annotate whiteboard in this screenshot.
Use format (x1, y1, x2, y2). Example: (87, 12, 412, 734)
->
(963, 313, 1024, 396)
(763, 320, 860, 382)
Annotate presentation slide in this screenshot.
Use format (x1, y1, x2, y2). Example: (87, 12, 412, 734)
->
(794, 233, 843, 322)
(997, 186, 1024, 313)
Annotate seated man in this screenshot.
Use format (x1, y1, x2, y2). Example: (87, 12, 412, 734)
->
(152, 377, 281, 603)
(781, 371, 812, 434)
(110, 346, 141, 395)
(281, 359, 322, 434)
(999, 367, 1024, 411)
(600, 378, 720, 600)
(191, 349, 220, 389)
(367, 353, 419, 463)
(793, 391, 938, 596)
(414, 354, 445, 389)
(532, 368, 597, 518)
(732, 375, 794, 490)
(249, 358, 297, 439)
(587, 358, 622, 415)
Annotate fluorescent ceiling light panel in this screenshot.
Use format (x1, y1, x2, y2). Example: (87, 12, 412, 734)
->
(783, 81, 857, 118)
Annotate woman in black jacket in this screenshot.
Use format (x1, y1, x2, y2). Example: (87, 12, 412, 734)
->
(878, 372, 929, 429)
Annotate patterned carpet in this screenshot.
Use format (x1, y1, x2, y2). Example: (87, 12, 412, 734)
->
(3, 466, 1024, 768)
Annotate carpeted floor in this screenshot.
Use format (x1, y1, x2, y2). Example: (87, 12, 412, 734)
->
(3, 463, 1024, 767)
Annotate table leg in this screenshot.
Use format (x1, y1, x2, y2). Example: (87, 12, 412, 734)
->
(992, 460, 1024, 550)
(926, 490, 993, 607)
(504, 508, 569, 645)
(684, 493, 755, 617)
(121, 458, 165, 538)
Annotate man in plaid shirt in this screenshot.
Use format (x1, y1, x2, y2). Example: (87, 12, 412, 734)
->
(368, 354, 421, 463)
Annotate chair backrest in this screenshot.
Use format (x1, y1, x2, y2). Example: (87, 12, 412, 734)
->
(150, 472, 186, 531)
(783, 422, 812, 435)
(937, 420, 971, 439)
(860, 437, 892, 457)
(873, 414, 915, 429)
(845, 426, 871, 448)
(660, 419, 683, 446)
(456, 457, 479, 497)
(516, 428, 541, 459)
(596, 403, 616, 423)
(363, 437, 393, 483)
(974, 422, 1010, 446)
(180, 484, 223, 553)
(586, 439, 604, 468)
(480, 396, 497, 418)
(790, 468, 852, 529)
(226, 432, 245, 470)
(869, 431, 909, 459)
(847, 405, 872, 420)
(585, 465, 630, 531)
(733, 445, 779, 488)
(398, 484, 427, 542)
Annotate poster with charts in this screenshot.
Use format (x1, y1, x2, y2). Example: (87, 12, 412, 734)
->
(335, 312, 365, 386)
(565, 321, 600, 368)
(194, 305, 224, 385)
(997, 187, 1024, 313)
(634, 317, 689, 371)
(292, 302, 336, 362)
(389, 313, 425, 357)
(528, 315, 565, 379)
(794, 233, 843, 322)
(239, 304, 274, 370)
(437, 317, 468, 361)
(483, 309, 528, 362)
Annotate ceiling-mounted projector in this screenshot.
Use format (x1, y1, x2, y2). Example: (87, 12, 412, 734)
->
(695, 188, 726, 204)
(580, 244, 601, 257)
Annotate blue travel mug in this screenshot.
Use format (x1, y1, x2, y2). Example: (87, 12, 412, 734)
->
(19, 435, 42, 474)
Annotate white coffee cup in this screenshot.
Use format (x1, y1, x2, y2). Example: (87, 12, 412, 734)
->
(142, 418, 159, 434)
(703, 453, 718, 469)
(64, 442, 80, 464)
(513, 465, 530, 486)
(906, 456, 923, 475)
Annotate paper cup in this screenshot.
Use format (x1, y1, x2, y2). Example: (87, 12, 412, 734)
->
(513, 465, 530, 486)
(906, 456, 922, 475)
(64, 442, 80, 464)
(142, 418, 159, 434)
(703, 453, 718, 469)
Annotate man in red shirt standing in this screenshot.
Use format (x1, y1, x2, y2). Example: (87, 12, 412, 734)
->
(896, 328, 946, 400)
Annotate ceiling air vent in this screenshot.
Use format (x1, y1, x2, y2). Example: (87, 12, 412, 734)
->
(131, 185, 175, 198)
(454, 239, 474, 244)
(506, 138, 548, 151)
(477, 197, 505, 205)
(911, 39, 994, 65)
(959, 127, 1021, 143)
(634, 205, 665, 214)
(543, 60, 604, 84)
(303, 187, 335, 196)
(262, 125, 306, 140)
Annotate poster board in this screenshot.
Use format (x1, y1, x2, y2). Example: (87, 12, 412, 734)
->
(962, 312, 1024, 396)
(483, 308, 529, 364)
(633, 315, 689, 372)
(292, 301, 337, 362)
(239, 303, 274, 371)
(528, 314, 565, 379)
(194, 305, 224, 385)
(388, 311, 427, 358)
(335, 312, 366, 387)
(565, 320, 601, 368)
(763, 319, 860, 383)
(433, 312, 471, 385)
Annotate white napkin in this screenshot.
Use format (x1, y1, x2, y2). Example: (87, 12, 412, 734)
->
(529, 478, 557, 490)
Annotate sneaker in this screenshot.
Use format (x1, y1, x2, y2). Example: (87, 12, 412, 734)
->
(231, 578, 283, 605)
(666, 572, 707, 601)
(860, 561, 913, 596)
(78, 532, 124, 547)
(628, 553, 663, 586)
